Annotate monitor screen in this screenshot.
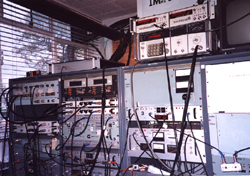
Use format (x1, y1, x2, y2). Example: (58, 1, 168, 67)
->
(226, 0, 250, 45)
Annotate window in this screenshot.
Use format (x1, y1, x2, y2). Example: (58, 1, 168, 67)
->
(0, 0, 101, 108)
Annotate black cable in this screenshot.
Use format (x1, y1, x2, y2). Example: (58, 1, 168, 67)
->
(170, 45, 199, 176)
(71, 93, 77, 176)
(184, 135, 191, 176)
(116, 109, 133, 175)
(55, 115, 85, 151)
(1, 88, 16, 175)
(42, 104, 65, 116)
(110, 31, 130, 62)
(135, 120, 167, 175)
(209, 11, 250, 32)
(87, 67, 107, 176)
(186, 114, 208, 176)
(3, 90, 60, 174)
(234, 147, 250, 158)
(29, 86, 40, 175)
(122, 118, 168, 176)
(130, 61, 174, 173)
(0, 89, 14, 174)
(73, 112, 93, 137)
(149, 114, 159, 122)
(80, 144, 87, 175)
(156, 25, 181, 172)
(102, 117, 112, 167)
(8, 87, 60, 174)
(23, 124, 41, 175)
(44, 144, 68, 167)
(132, 134, 153, 158)
(59, 106, 86, 124)
(176, 164, 203, 176)
(126, 34, 132, 66)
(167, 124, 223, 158)
(0, 118, 8, 176)
(87, 43, 105, 60)
(2, 93, 62, 124)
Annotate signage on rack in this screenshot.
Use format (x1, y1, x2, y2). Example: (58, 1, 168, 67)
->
(149, 0, 168, 7)
(137, 0, 217, 18)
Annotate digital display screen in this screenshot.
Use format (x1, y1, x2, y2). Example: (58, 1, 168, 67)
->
(170, 9, 192, 19)
(155, 115, 168, 120)
(147, 34, 162, 39)
(137, 18, 156, 26)
(69, 81, 82, 86)
(167, 145, 177, 153)
(94, 79, 107, 85)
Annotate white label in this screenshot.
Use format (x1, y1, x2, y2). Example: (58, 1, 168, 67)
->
(176, 81, 188, 89)
(176, 69, 190, 76)
(153, 143, 164, 150)
(153, 132, 164, 138)
(52, 138, 57, 150)
(47, 88, 53, 93)
(97, 130, 101, 135)
(37, 89, 44, 93)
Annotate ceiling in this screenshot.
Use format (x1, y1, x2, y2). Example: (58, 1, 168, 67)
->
(52, 0, 137, 21)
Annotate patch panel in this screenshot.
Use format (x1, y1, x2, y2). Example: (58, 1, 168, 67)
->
(13, 121, 59, 134)
(13, 80, 59, 105)
(64, 107, 118, 116)
(63, 113, 119, 121)
(64, 99, 118, 108)
(128, 106, 202, 122)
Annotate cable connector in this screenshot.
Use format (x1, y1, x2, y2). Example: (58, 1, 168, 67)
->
(220, 162, 242, 172)
(219, 150, 226, 162)
(132, 164, 139, 170)
(92, 110, 101, 113)
(73, 156, 81, 163)
(126, 164, 148, 172)
(100, 161, 117, 165)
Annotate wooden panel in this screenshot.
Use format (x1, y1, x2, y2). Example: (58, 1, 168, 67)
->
(112, 37, 138, 66)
